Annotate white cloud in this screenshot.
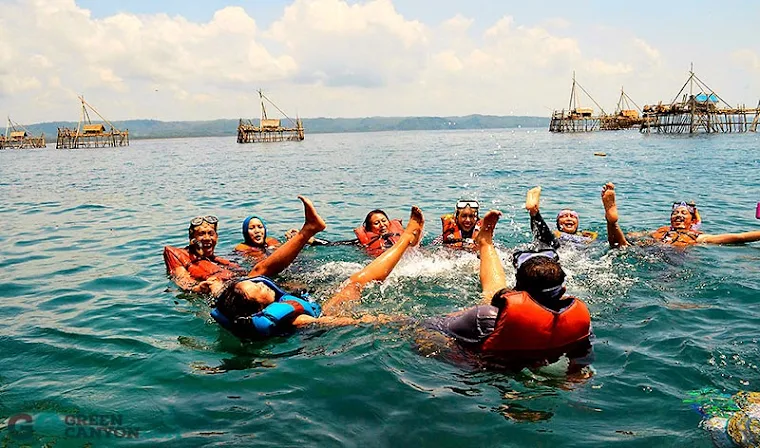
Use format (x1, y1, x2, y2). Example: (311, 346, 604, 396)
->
(1, 0, 750, 121)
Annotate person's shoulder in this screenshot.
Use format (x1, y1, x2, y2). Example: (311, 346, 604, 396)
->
(234, 242, 251, 252)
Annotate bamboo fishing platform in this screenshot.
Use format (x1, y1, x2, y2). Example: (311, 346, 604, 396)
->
(56, 96, 129, 149)
(237, 90, 304, 143)
(549, 74, 643, 133)
(640, 69, 760, 134)
(0, 117, 46, 149)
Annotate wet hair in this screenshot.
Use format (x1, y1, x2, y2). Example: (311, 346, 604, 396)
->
(214, 279, 263, 320)
(364, 209, 389, 231)
(513, 256, 566, 298)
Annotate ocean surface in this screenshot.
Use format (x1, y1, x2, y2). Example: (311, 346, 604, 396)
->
(1, 129, 759, 447)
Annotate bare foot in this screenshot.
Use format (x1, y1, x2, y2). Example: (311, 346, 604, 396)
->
(601, 182, 619, 224)
(525, 186, 541, 216)
(404, 206, 425, 246)
(474, 210, 501, 247)
(298, 195, 327, 234)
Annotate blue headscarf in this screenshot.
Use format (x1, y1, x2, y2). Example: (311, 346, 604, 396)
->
(242, 216, 267, 247)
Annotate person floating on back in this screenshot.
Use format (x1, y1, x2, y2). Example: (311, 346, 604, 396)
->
(601, 182, 760, 248)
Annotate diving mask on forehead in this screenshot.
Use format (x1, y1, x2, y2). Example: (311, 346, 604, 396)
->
(189, 215, 219, 230)
(557, 209, 579, 219)
(511, 249, 560, 269)
(671, 201, 696, 215)
(456, 200, 479, 210)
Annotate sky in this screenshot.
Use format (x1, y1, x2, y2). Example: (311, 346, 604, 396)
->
(1, 0, 759, 122)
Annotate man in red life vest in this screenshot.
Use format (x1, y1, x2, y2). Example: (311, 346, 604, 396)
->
(423, 210, 592, 368)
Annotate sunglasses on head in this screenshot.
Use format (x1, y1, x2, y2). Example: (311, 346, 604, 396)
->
(190, 215, 219, 227)
(456, 200, 479, 210)
(671, 201, 696, 215)
(512, 249, 560, 269)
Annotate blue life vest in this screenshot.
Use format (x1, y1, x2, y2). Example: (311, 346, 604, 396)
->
(210, 276, 321, 339)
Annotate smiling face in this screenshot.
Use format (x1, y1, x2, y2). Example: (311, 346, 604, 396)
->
(235, 280, 276, 309)
(456, 207, 479, 232)
(367, 212, 390, 234)
(670, 206, 694, 230)
(247, 218, 266, 245)
(557, 211, 579, 234)
(190, 222, 217, 257)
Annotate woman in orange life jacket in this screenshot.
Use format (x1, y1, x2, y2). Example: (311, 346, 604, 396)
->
(432, 200, 482, 249)
(164, 196, 326, 293)
(205, 207, 425, 338)
(601, 182, 760, 248)
(234, 216, 281, 262)
(524, 186, 597, 249)
(354, 209, 409, 257)
(420, 210, 593, 370)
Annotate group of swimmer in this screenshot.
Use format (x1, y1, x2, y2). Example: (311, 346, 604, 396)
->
(163, 182, 760, 368)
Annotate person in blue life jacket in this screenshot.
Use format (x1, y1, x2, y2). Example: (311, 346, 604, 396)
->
(524, 186, 597, 249)
(205, 206, 425, 339)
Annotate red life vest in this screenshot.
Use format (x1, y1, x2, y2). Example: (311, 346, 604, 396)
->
(163, 245, 240, 282)
(480, 291, 590, 352)
(440, 214, 481, 248)
(353, 219, 404, 257)
(651, 226, 702, 247)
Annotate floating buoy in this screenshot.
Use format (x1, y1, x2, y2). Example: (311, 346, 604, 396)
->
(594, 152, 607, 157)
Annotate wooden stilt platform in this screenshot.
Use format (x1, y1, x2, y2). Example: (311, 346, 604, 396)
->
(56, 96, 129, 149)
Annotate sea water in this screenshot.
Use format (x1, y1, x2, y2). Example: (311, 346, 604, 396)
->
(1, 129, 760, 447)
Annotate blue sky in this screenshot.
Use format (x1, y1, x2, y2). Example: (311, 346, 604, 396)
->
(1, 0, 759, 121)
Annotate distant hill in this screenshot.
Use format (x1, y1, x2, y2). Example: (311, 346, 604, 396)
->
(1, 115, 547, 141)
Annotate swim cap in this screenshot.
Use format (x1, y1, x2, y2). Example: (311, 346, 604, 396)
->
(242, 216, 268, 246)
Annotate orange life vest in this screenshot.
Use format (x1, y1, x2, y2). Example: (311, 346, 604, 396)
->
(234, 237, 281, 257)
(440, 214, 481, 248)
(480, 291, 590, 352)
(353, 219, 404, 257)
(651, 226, 702, 247)
(163, 245, 240, 282)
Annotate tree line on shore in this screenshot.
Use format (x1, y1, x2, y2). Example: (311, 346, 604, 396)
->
(2, 114, 547, 141)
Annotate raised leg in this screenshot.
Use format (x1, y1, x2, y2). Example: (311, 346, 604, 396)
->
(321, 206, 424, 316)
(601, 182, 629, 248)
(475, 210, 507, 303)
(248, 196, 326, 277)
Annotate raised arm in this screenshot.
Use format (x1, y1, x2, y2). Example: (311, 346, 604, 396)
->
(525, 186, 560, 249)
(601, 182, 629, 248)
(697, 230, 760, 245)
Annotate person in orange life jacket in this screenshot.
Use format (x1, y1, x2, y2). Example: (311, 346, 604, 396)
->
(207, 206, 425, 338)
(524, 186, 597, 249)
(234, 216, 281, 261)
(165, 196, 326, 293)
(601, 182, 760, 248)
(423, 210, 592, 365)
(163, 215, 246, 292)
(432, 200, 482, 249)
(354, 209, 409, 257)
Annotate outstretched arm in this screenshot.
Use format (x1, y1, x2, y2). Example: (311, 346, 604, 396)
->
(697, 230, 760, 245)
(602, 182, 629, 248)
(525, 186, 560, 249)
